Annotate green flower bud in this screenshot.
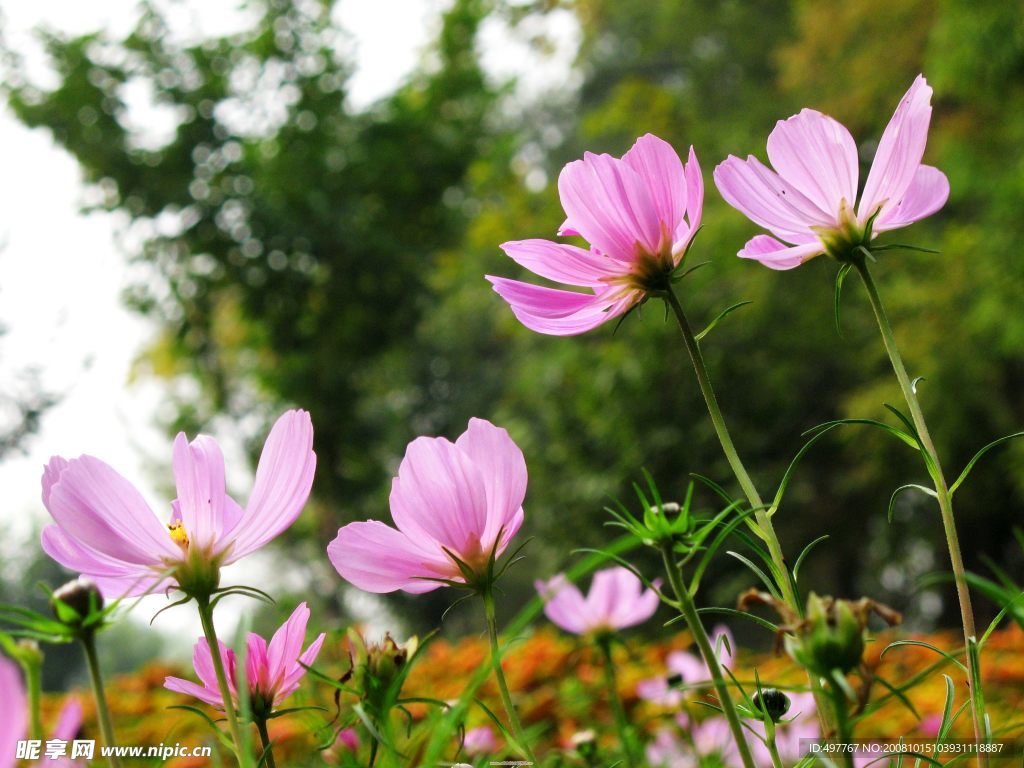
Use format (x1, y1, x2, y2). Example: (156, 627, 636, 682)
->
(51, 577, 105, 635)
(343, 629, 418, 715)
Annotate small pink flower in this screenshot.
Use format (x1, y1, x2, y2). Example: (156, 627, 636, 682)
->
(328, 418, 526, 594)
(714, 75, 949, 270)
(463, 725, 497, 756)
(40, 410, 316, 598)
(647, 716, 745, 768)
(487, 133, 703, 335)
(0, 657, 83, 768)
(535, 566, 660, 635)
(636, 625, 734, 706)
(164, 602, 325, 714)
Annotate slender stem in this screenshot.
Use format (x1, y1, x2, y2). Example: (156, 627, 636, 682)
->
(664, 288, 796, 609)
(255, 718, 278, 768)
(24, 658, 44, 741)
(762, 717, 784, 768)
(854, 260, 986, 760)
(659, 543, 757, 768)
(482, 588, 537, 764)
(828, 677, 855, 768)
(596, 637, 637, 768)
(196, 596, 250, 768)
(81, 634, 123, 768)
(664, 287, 834, 731)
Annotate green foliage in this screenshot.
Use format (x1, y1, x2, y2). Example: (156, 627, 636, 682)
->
(3, 0, 1023, 633)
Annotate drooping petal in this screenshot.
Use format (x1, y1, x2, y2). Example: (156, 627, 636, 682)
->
(622, 133, 687, 234)
(872, 165, 949, 232)
(536, 575, 589, 634)
(328, 521, 453, 594)
(224, 410, 316, 561)
(42, 455, 179, 565)
(859, 75, 935, 221)
(51, 698, 83, 741)
(486, 277, 631, 336)
(0, 657, 27, 768)
(40, 525, 166, 598)
(558, 151, 662, 259)
(454, 418, 527, 553)
(766, 109, 859, 219)
(266, 602, 310, 693)
(389, 435, 489, 557)
(714, 155, 831, 242)
(499, 240, 621, 287)
(172, 433, 229, 552)
(737, 234, 823, 271)
(164, 676, 224, 708)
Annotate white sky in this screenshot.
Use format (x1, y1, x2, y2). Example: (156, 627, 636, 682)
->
(0, 0, 578, 647)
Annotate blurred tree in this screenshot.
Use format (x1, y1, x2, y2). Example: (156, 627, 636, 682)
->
(4, 0, 1022, 636)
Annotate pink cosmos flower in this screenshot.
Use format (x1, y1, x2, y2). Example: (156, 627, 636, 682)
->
(0, 657, 83, 768)
(463, 726, 497, 756)
(636, 625, 735, 706)
(40, 410, 316, 598)
(714, 75, 949, 270)
(328, 418, 526, 594)
(487, 133, 703, 335)
(646, 715, 745, 768)
(164, 602, 325, 714)
(535, 566, 660, 635)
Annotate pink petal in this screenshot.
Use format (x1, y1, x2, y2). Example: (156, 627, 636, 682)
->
(246, 633, 270, 697)
(738, 234, 822, 271)
(192, 638, 237, 701)
(499, 239, 621, 287)
(558, 151, 662, 259)
(164, 676, 224, 708)
(42, 455, 179, 566)
(536, 575, 589, 634)
(41, 456, 69, 507)
(873, 165, 949, 232)
(621, 133, 687, 234)
(328, 520, 453, 594)
(486, 276, 631, 336)
(859, 75, 935, 221)
(41, 525, 167, 598)
(51, 698, 83, 741)
(172, 434, 230, 552)
(557, 218, 581, 237)
(0, 657, 28, 765)
(453, 418, 527, 554)
(766, 109, 858, 218)
(389, 434, 489, 557)
(715, 155, 832, 243)
(224, 410, 316, 561)
(584, 567, 627, 626)
(668, 651, 710, 683)
(683, 146, 704, 235)
(266, 602, 310, 693)
(277, 632, 325, 703)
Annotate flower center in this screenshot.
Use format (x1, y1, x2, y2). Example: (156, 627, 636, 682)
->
(811, 198, 873, 263)
(168, 520, 190, 551)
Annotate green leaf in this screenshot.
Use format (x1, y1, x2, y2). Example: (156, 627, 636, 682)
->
(949, 431, 1024, 495)
(887, 484, 937, 523)
(880, 640, 967, 673)
(726, 550, 782, 600)
(693, 606, 778, 633)
(834, 263, 853, 336)
(792, 535, 829, 585)
(694, 300, 753, 342)
(874, 676, 920, 720)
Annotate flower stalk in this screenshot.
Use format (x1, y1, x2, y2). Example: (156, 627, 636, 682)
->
(196, 596, 250, 768)
(853, 258, 986, 757)
(81, 634, 123, 768)
(255, 718, 278, 768)
(658, 541, 756, 768)
(596, 636, 638, 768)
(482, 586, 537, 764)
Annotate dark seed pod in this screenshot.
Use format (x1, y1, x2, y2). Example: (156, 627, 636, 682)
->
(753, 688, 791, 722)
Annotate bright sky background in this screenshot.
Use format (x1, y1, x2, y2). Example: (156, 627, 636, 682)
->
(0, 0, 578, 649)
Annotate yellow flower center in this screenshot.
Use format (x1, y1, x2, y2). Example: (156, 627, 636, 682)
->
(168, 520, 190, 550)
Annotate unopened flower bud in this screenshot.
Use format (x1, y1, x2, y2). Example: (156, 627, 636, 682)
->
(752, 688, 790, 722)
(52, 577, 104, 621)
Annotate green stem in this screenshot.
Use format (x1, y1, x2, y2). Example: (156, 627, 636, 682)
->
(664, 287, 833, 730)
(597, 638, 638, 768)
(482, 588, 537, 763)
(762, 717, 784, 768)
(81, 634, 123, 768)
(24, 657, 44, 742)
(196, 596, 250, 768)
(854, 260, 986, 760)
(828, 677, 855, 768)
(659, 542, 757, 768)
(255, 718, 278, 768)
